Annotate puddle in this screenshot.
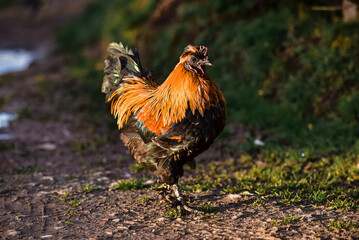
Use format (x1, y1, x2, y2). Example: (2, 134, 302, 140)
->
(0, 113, 18, 140)
(0, 49, 35, 75)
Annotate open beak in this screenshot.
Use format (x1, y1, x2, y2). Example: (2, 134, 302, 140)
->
(200, 59, 212, 66)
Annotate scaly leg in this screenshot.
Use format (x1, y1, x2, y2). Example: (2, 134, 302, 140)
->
(171, 183, 200, 213)
(155, 182, 174, 203)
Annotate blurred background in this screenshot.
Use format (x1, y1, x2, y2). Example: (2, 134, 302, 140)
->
(1, 0, 359, 155)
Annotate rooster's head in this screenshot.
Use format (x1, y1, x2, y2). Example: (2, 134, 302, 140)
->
(180, 45, 212, 75)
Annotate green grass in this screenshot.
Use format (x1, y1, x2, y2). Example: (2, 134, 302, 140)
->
(198, 203, 215, 213)
(82, 184, 99, 193)
(129, 163, 147, 172)
(329, 219, 359, 230)
(177, 151, 359, 210)
(327, 197, 358, 211)
(0, 142, 15, 152)
(18, 106, 33, 119)
(308, 190, 329, 205)
(137, 195, 150, 202)
(115, 178, 145, 191)
(166, 208, 187, 218)
(65, 174, 80, 180)
(180, 177, 221, 193)
(54, 192, 83, 217)
(13, 165, 42, 174)
(271, 214, 300, 226)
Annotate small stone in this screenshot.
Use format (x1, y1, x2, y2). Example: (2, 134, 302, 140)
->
(112, 218, 120, 223)
(109, 212, 117, 217)
(28, 182, 39, 187)
(227, 194, 241, 200)
(117, 226, 129, 230)
(109, 181, 119, 190)
(231, 215, 238, 220)
(295, 208, 303, 213)
(42, 176, 54, 181)
(36, 191, 51, 196)
(105, 231, 113, 236)
(37, 143, 56, 151)
(99, 220, 108, 225)
(241, 191, 254, 196)
(144, 179, 155, 186)
(97, 176, 109, 182)
(40, 235, 53, 239)
(304, 214, 314, 221)
(157, 217, 165, 222)
(6, 230, 20, 236)
(269, 227, 278, 235)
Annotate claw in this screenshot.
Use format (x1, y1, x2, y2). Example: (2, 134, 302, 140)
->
(155, 182, 203, 214)
(172, 184, 202, 214)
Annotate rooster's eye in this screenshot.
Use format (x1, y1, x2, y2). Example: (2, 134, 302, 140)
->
(189, 56, 197, 64)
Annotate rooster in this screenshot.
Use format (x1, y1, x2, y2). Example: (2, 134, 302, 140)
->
(102, 43, 226, 212)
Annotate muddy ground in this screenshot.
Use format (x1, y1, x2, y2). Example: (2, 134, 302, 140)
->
(0, 2, 358, 239)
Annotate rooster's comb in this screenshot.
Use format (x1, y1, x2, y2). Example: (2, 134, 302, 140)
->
(181, 45, 208, 59)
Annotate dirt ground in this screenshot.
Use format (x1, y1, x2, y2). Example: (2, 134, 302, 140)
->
(0, 2, 358, 239)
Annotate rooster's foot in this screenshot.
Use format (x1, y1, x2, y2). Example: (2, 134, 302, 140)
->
(155, 182, 174, 203)
(171, 183, 201, 214)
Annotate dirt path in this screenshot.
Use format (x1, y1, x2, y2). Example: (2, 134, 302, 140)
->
(0, 2, 358, 240)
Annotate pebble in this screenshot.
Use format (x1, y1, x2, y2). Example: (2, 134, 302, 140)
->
(97, 176, 109, 182)
(112, 218, 120, 223)
(40, 235, 53, 239)
(295, 208, 303, 213)
(304, 214, 315, 221)
(269, 227, 278, 235)
(6, 230, 20, 236)
(109, 181, 119, 190)
(144, 179, 155, 186)
(109, 212, 117, 217)
(37, 143, 56, 151)
(117, 226, 129, 230)
(157, 217, 165, 222)
(241, 191, 254, 196)
(42, 176, 54, 181)
(226, 194, 241, 201)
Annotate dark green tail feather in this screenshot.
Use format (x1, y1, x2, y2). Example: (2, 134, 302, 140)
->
(102, 42, 144, 98)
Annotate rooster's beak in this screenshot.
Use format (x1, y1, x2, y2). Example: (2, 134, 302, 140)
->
(200, 59, 212, 66)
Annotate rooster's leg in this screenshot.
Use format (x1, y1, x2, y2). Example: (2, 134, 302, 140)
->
(171, 183, 200, 213)
(155, 182, 174, 203)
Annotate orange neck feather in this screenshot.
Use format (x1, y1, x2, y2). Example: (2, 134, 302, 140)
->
(136, 63, 223, 135)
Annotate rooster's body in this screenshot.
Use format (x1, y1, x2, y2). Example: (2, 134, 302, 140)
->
(102, 43, 226, 211)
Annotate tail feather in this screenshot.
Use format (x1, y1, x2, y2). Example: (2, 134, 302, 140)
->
(102, 42, 148, 98)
